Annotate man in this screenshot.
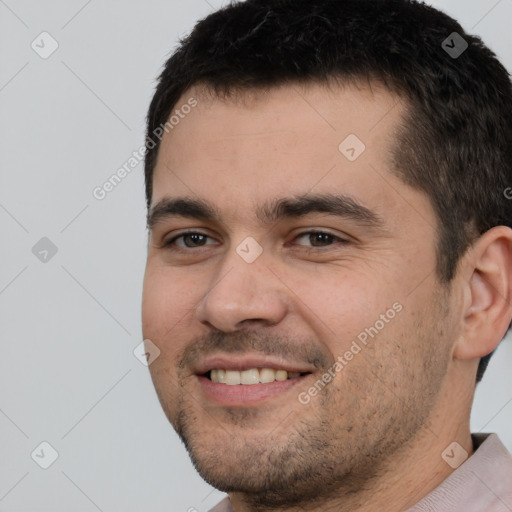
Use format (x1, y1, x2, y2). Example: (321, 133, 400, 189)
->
(141, 0, 512, 510)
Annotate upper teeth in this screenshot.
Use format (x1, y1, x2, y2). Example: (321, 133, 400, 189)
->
(210, 368, 301, 385)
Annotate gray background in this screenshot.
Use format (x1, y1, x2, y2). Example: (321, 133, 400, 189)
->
(0, 1, 511, 511)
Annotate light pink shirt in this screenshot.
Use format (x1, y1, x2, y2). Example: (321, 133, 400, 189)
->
(208, 433, 512, 511)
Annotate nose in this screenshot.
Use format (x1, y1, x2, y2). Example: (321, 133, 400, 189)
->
(195, 247, 289, 332)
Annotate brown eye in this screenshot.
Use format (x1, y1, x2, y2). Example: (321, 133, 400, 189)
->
(293, 231, 348, 248)
(164, 232, 216, 249)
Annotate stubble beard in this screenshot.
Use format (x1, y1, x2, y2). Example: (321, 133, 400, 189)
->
(173, 345, 447, 508)
(163, 291, 452, 509)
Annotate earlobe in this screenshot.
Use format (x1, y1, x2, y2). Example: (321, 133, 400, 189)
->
(453, 226, 512, 361)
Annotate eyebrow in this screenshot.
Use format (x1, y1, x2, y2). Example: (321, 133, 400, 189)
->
(147, 193, 384, 231)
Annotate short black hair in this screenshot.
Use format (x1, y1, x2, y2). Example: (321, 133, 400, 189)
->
(144, 0, 512, 383)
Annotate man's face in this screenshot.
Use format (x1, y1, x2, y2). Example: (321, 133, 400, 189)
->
(142, 82, 458, 506)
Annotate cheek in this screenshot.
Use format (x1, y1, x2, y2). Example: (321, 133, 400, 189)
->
(141, 269, 187, 415)
(287, 267, 396, 346)
(142, 264, 200, 327)
(141, 266, 196, 364)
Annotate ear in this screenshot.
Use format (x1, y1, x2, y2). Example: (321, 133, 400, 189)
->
(453, 226, 512, 361)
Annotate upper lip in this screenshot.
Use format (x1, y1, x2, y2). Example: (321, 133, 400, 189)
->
(193, 354, 316, 375)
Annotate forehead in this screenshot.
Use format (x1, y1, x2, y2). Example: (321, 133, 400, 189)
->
(151, 81, 430, 232)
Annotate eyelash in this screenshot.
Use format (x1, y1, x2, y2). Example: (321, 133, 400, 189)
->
(162, 230, 348, 251)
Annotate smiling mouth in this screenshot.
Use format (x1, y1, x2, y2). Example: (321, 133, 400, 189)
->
(205, 368, 312, 385)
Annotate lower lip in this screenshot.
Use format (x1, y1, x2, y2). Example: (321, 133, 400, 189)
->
(197, 375, 309, 406)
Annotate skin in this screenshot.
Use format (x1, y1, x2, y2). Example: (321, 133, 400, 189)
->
(141, 81, 512, 511)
